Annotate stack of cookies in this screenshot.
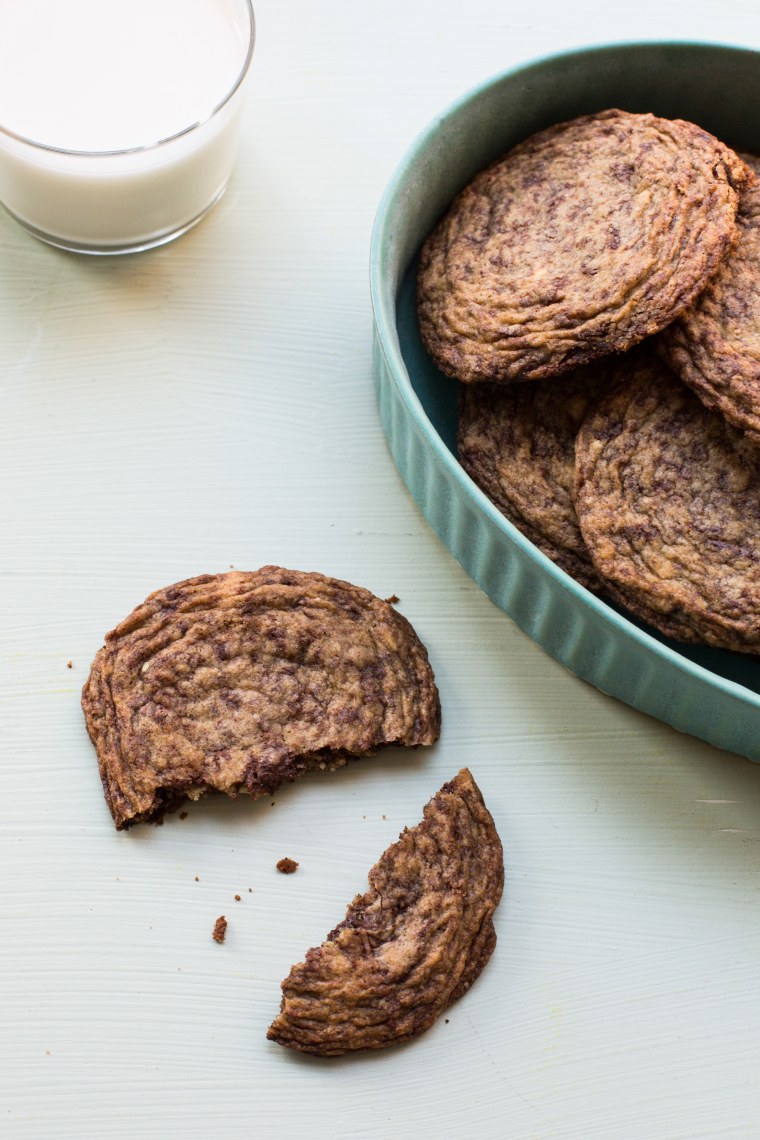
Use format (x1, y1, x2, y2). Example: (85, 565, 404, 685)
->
(416, 109, 760, 655)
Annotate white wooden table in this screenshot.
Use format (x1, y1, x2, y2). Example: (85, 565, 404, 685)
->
(3, 3, 760, 1137)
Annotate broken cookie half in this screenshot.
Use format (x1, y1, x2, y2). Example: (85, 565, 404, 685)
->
(267, 768, 503, 1056)
(82, 567, 441, 830)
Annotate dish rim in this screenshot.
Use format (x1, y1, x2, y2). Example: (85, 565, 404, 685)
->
(369, 38, 760, 717)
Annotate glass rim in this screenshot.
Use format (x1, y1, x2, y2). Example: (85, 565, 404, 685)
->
(0, 0, 256, 158)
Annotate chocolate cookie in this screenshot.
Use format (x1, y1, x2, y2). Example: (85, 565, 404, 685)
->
(267, 768, 503, 1055)
(417, 109, 751, 384)
(82, 568, 441, 830)
(575, 351, 760, 652)
(458, 363, 608, 591)
(659, 155, 760, 442)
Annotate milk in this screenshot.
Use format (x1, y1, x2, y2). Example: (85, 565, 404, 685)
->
(0, 0, 255, 252)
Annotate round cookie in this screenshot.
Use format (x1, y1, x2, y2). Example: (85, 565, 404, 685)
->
(82, 567, 441, 830)
(659, 154, 760, 442)
(417, 109, 751, 384)
(457, 363, 608, 591)
(575, 351, 760, 653)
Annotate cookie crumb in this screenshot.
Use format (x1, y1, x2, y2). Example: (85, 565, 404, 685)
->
(234, 894, 241, 901)
(384, 594, 400, 605)
(212, 916, 227, 943)
(179, 811, 188, 820)
(66, 660, 73, 669)
(276, 858, 299, 874)
(194, 876, 200, 882)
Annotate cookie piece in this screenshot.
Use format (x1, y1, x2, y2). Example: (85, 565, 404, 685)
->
(82, 568, 441, 830)
(417, 109, 751, 384)
(267, 768, 503, 1056)
(659, 154, 760, 442)
(575, 351, 760, 651)
(458, 363, 608, 591)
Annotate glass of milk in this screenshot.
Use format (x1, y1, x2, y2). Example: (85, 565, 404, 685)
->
(0, 0, 255, 254)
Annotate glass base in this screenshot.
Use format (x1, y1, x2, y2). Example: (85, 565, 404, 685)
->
(0, 183, 228, 255)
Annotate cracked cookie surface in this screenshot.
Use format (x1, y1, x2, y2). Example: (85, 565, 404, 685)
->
(417, 109, 751, 384)
(458, 363, 608, 591)
(267, 768, 503, 1055)
(575, 351, 760, 651)
(659, 154, 760, 442)
(82, 567, 441, 830)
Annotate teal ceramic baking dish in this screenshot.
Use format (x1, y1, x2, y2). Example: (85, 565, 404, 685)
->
(370, 41, 760, 761)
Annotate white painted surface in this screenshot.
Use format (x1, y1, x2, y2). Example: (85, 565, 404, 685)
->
(1, 2, 760, 1137)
